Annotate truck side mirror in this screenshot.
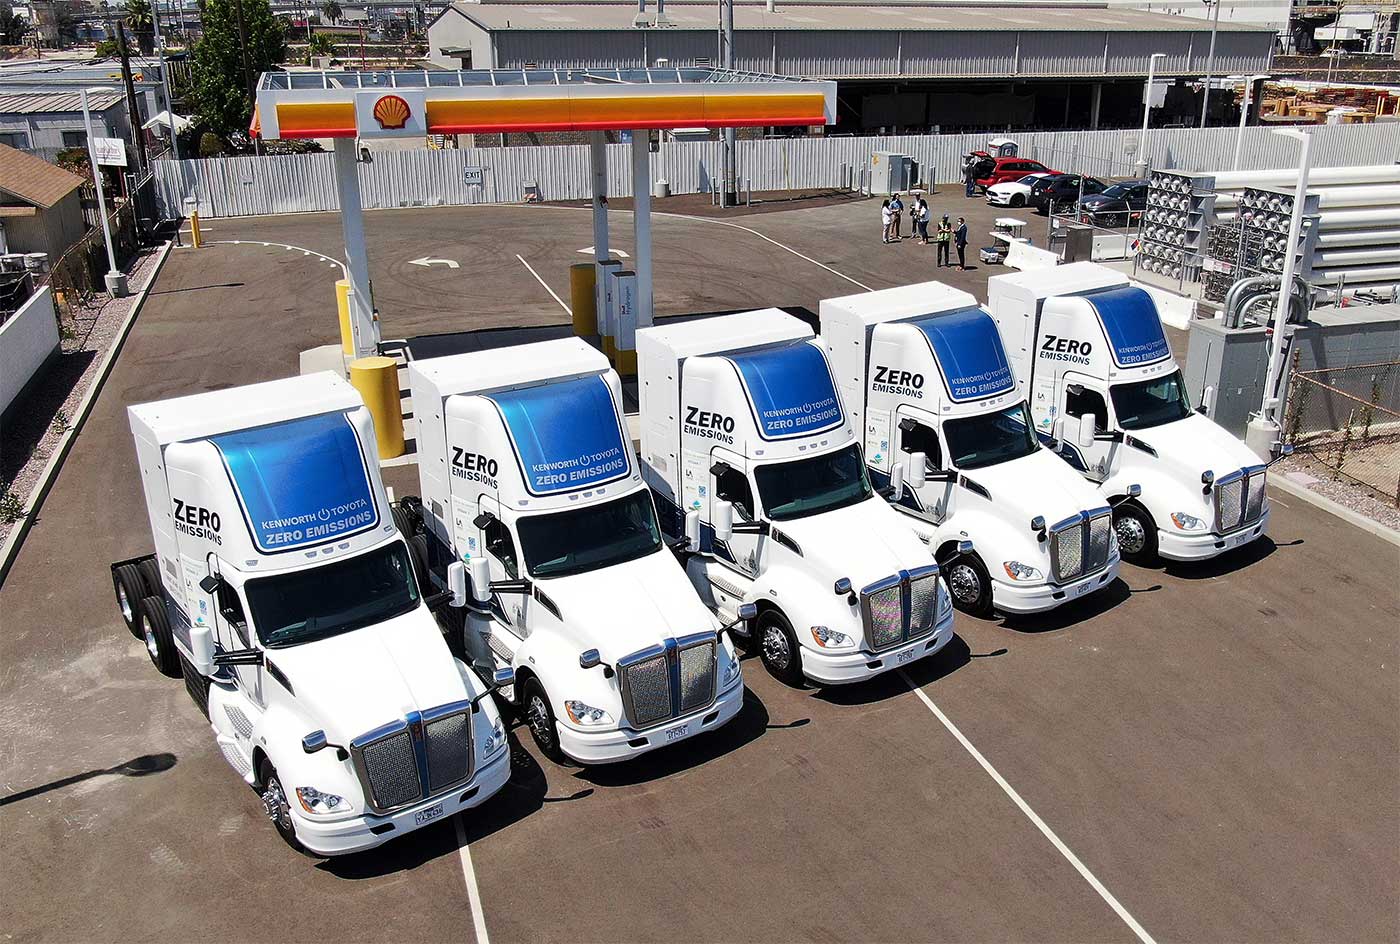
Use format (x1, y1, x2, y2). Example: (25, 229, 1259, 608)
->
(908, 452, 927, 489)
(1077, 414, 1097, 449)
(1031, 515, 1047, 543)
(724, 602, 758, 631)
(301, 729, 348, 760)
(447, 561, 468, 608)
(890, 461, 906, 501)
(492, 667, 515, 689)
(713, 500, 734, 543)
(1197, 385, 1214, 416)
(198, 574, 221, 596)
(189, 625, 215, 677)
(579, 649, 601, 670)
(684, 510, 701, 552)
(468, 556, 492, 605)
(833, 577, 852, 596)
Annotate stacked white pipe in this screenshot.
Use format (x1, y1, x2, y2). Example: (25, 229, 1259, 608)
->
(1205, 164, 1400, 297)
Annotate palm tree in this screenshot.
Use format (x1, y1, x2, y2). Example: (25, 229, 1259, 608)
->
(123, 0, 154, 55)
(320, 0, 340, 25)
(306, 30, 335, 62)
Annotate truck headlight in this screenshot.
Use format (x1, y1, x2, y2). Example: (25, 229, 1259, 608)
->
(936, 580, 953, 621)
(295, 785, 346, 815)
(1170, 512, 1208, 532)
(723, 654, 742, 686)
(1002, 560, 1044, 582)
(483, 719, 507, 758)
(565, 700, 613, 726)
(810, 625, 854, 649)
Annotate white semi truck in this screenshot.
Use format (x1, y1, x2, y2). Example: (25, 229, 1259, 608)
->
(986, 262, 1275, 564)
(637, 309, 956, 687)
(404, 338, 745, 765)
(822, 281, 1123, 617)
(110, 373, 512, 856)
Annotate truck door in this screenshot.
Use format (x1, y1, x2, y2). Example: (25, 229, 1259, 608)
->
(710, 449, 761, 580)
(1058, 373, 1115, 480)
(894, 409, 951, 526)
(208, 563, 263, 708)
(477, 497, 526, 648)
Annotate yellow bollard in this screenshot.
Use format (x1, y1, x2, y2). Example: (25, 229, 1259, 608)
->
(569, 263, 597, 337)
(335, 279, 354, 355)
(616, 348, 637, 378)
(189, 210, 202, 248)
(348, 356, 405, 460)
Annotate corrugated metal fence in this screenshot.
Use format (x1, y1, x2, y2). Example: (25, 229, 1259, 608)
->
(156, 123, 1400, 219)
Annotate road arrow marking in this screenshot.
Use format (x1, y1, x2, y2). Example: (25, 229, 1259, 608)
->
(409, 257, 460, 268)
(577, 246, 629, 258)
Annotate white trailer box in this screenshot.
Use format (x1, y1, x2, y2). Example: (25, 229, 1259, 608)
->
(112, 372, 511, 856)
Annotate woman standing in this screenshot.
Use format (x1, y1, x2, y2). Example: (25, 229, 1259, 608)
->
(880, 199, 894, 244)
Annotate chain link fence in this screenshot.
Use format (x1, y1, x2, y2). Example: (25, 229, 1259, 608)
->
(1284, 357, 1400, 507)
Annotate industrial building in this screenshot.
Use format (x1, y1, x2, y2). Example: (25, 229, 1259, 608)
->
(427, 0, 1276, 131)
(0, 89, 131, 163)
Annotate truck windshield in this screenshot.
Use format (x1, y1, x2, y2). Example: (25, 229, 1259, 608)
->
(1111, 370, 1193, 430)
(943, 403, 1039, 470)
(244, 541, 420, 649)
(754, 444, 872, 521)
(517, 490, 663, 579)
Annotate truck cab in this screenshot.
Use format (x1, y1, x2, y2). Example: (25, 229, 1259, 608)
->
(987, 262, 1272, 564)
(637, 309, 956, 687)
(113, 373, 511, 857)
(822, 281, 1122, 617)
(407, 339, 744, 765)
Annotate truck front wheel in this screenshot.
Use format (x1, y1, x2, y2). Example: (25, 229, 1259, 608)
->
(523, 678, 565, 763)
(1113, 503, 1159, 565)
(258, 758, 305, 852)
(756, 610, 804, 688)
(138, 596, 180, 678)
(946, 553, 994, 618)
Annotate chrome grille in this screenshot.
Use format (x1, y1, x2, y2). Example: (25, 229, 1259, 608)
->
(1051, 509, 1113, 583)
(861, 566, 942, 652)
(619, 634, 718, 730)
(1215, 467, 1268, 533)
(351, 700, 475, 815)
(359, 730, 421, 811)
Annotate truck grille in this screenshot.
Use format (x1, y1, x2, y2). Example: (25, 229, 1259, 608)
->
(1215, 466, 1268, 534)
(1050, 509, 1114, 583)
(860, 565, 943, 652)
(351, 701, 475, 815)
(619, 633, 717, 730)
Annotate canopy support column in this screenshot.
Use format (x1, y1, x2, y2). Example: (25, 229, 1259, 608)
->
(632, 131, 654, 334)
(333, 137, 376, 360)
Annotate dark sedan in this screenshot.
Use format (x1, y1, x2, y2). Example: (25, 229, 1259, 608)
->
(1029, 174, 1106, 215)
(1077, 179, 1150, 228)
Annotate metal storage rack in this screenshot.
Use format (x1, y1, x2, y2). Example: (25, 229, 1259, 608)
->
(1236, 187, 1320, 282)
(1135, 170, 1216, 284)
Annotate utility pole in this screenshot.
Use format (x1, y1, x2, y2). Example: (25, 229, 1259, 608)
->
(720, 0, 736, 207)
(112, 16, 149, 174)
(151, 0, 180, 160)
(231, 0, 260, 155)
(1199, 0, 1222, 128)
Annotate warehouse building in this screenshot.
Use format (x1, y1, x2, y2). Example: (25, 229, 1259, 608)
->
(427, 0, 1276, 131)
(0, 89, 132, 164)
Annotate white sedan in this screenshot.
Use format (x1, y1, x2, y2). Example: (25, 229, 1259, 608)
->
(986, 172, 1055, 208)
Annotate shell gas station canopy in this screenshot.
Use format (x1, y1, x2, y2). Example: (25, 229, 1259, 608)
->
(252, 67, 836, 139)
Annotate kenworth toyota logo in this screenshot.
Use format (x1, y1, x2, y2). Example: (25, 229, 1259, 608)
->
(372, 94, 411, 130)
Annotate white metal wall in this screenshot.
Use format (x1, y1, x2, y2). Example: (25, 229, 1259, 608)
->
(155, 123, 1400, 219)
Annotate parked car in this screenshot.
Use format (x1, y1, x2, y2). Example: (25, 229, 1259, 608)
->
(1076, 179, 1150, 228)
(1029, 174, 1106, 215)
(974, 158, 1057, 192)
(985, 172, 1057, 208)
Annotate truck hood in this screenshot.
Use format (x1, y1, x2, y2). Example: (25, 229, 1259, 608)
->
(538, 549, 718, 664)
(267, 607, 473, 745)
(961, 448, 1110, 524)
(773, 497, 934, 592)
(1124, 413, 1263, 484)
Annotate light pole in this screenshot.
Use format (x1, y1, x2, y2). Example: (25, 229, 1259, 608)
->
(1246, 127, 1312, 461)
(1137, 52, 1167, 176)
(720, 0, 736, 207)
(1231, 73, 1269, 170)
(81, 85, 128, 297)
(151, 0, 180, 161)
(1199, 0, 1222, 128)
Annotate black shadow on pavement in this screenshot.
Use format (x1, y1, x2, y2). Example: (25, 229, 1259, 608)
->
(0, 349, 95, 483)
(0, 753, 177, 807)
(814, 634, 972, 707)
(1163, 536, 1283, 580)
(998, 577, 1132, 634)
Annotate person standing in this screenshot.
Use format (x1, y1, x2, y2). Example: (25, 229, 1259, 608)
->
(954, 217, 969, 270)
(935, 214, 951, 267)
(915, 197, 930, 244)
(880, 199, 893, 244)
(889, 192, 904, 240)
(964, 162, 978, 198)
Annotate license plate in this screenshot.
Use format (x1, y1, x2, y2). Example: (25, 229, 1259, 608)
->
(665, 723, 690, 742)
(414, 803, 444, 826)
(1227, 530, 1252, 549)
(1069, 580, 1094, 598)
(896, 648, 915, 664)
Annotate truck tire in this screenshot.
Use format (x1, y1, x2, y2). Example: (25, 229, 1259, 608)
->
(257, 757, 307, 853)
(391, 501, 421, 538)
(946, 553, 994, 618)
(137, 557, 163, 597)
(1113, 502, 1159, 566)
(522, 678, 565, 763)
(408, 533, 432, 595)
(138, 595, 180, 678)
(112, 564, 145, 639)
(180, 655, 211, 719)
(756, 609, 805, 688)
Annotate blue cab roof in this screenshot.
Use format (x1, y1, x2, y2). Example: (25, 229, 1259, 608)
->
(727, 340, 844, 441)
(1079, 286, 1171, 368)
(487, 375, 631, 496)
(911, 305, 1016, 403)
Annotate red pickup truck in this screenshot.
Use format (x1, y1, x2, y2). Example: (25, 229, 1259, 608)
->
(974, 157, 1058, 192)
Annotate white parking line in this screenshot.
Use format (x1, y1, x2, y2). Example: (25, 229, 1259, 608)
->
(454, 815, 491, 944)
(515, 253, 572, 316)
(899, 669, 1157, 944)
(213, 240, 346, 273)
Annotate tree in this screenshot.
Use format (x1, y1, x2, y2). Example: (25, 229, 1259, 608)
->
(320, 0, 340, 24)
(94, 37, 119, 56)
(0, 2, 27, 45)
(123, 0, 154, 55)
(306, 30, 335, 62)
(187, 0, 285, 143)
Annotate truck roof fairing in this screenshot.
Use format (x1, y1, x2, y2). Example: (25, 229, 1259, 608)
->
(1074, 286, 1172, 369)
(725, 340, 845, 442)
(908, 306, 1017, 403)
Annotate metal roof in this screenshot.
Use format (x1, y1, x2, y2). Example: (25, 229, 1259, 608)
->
(0, 143, 84, 209)
(260, 66, 820, 90)
(0, 89, 127, 115)
(450, 2, 1276, 33)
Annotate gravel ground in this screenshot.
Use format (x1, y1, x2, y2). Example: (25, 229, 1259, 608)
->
(0, 246, 164, 546)
(1275, 451, 1400, 533)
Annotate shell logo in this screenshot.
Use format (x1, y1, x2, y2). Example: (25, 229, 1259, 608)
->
(372, 94, 412, 130)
